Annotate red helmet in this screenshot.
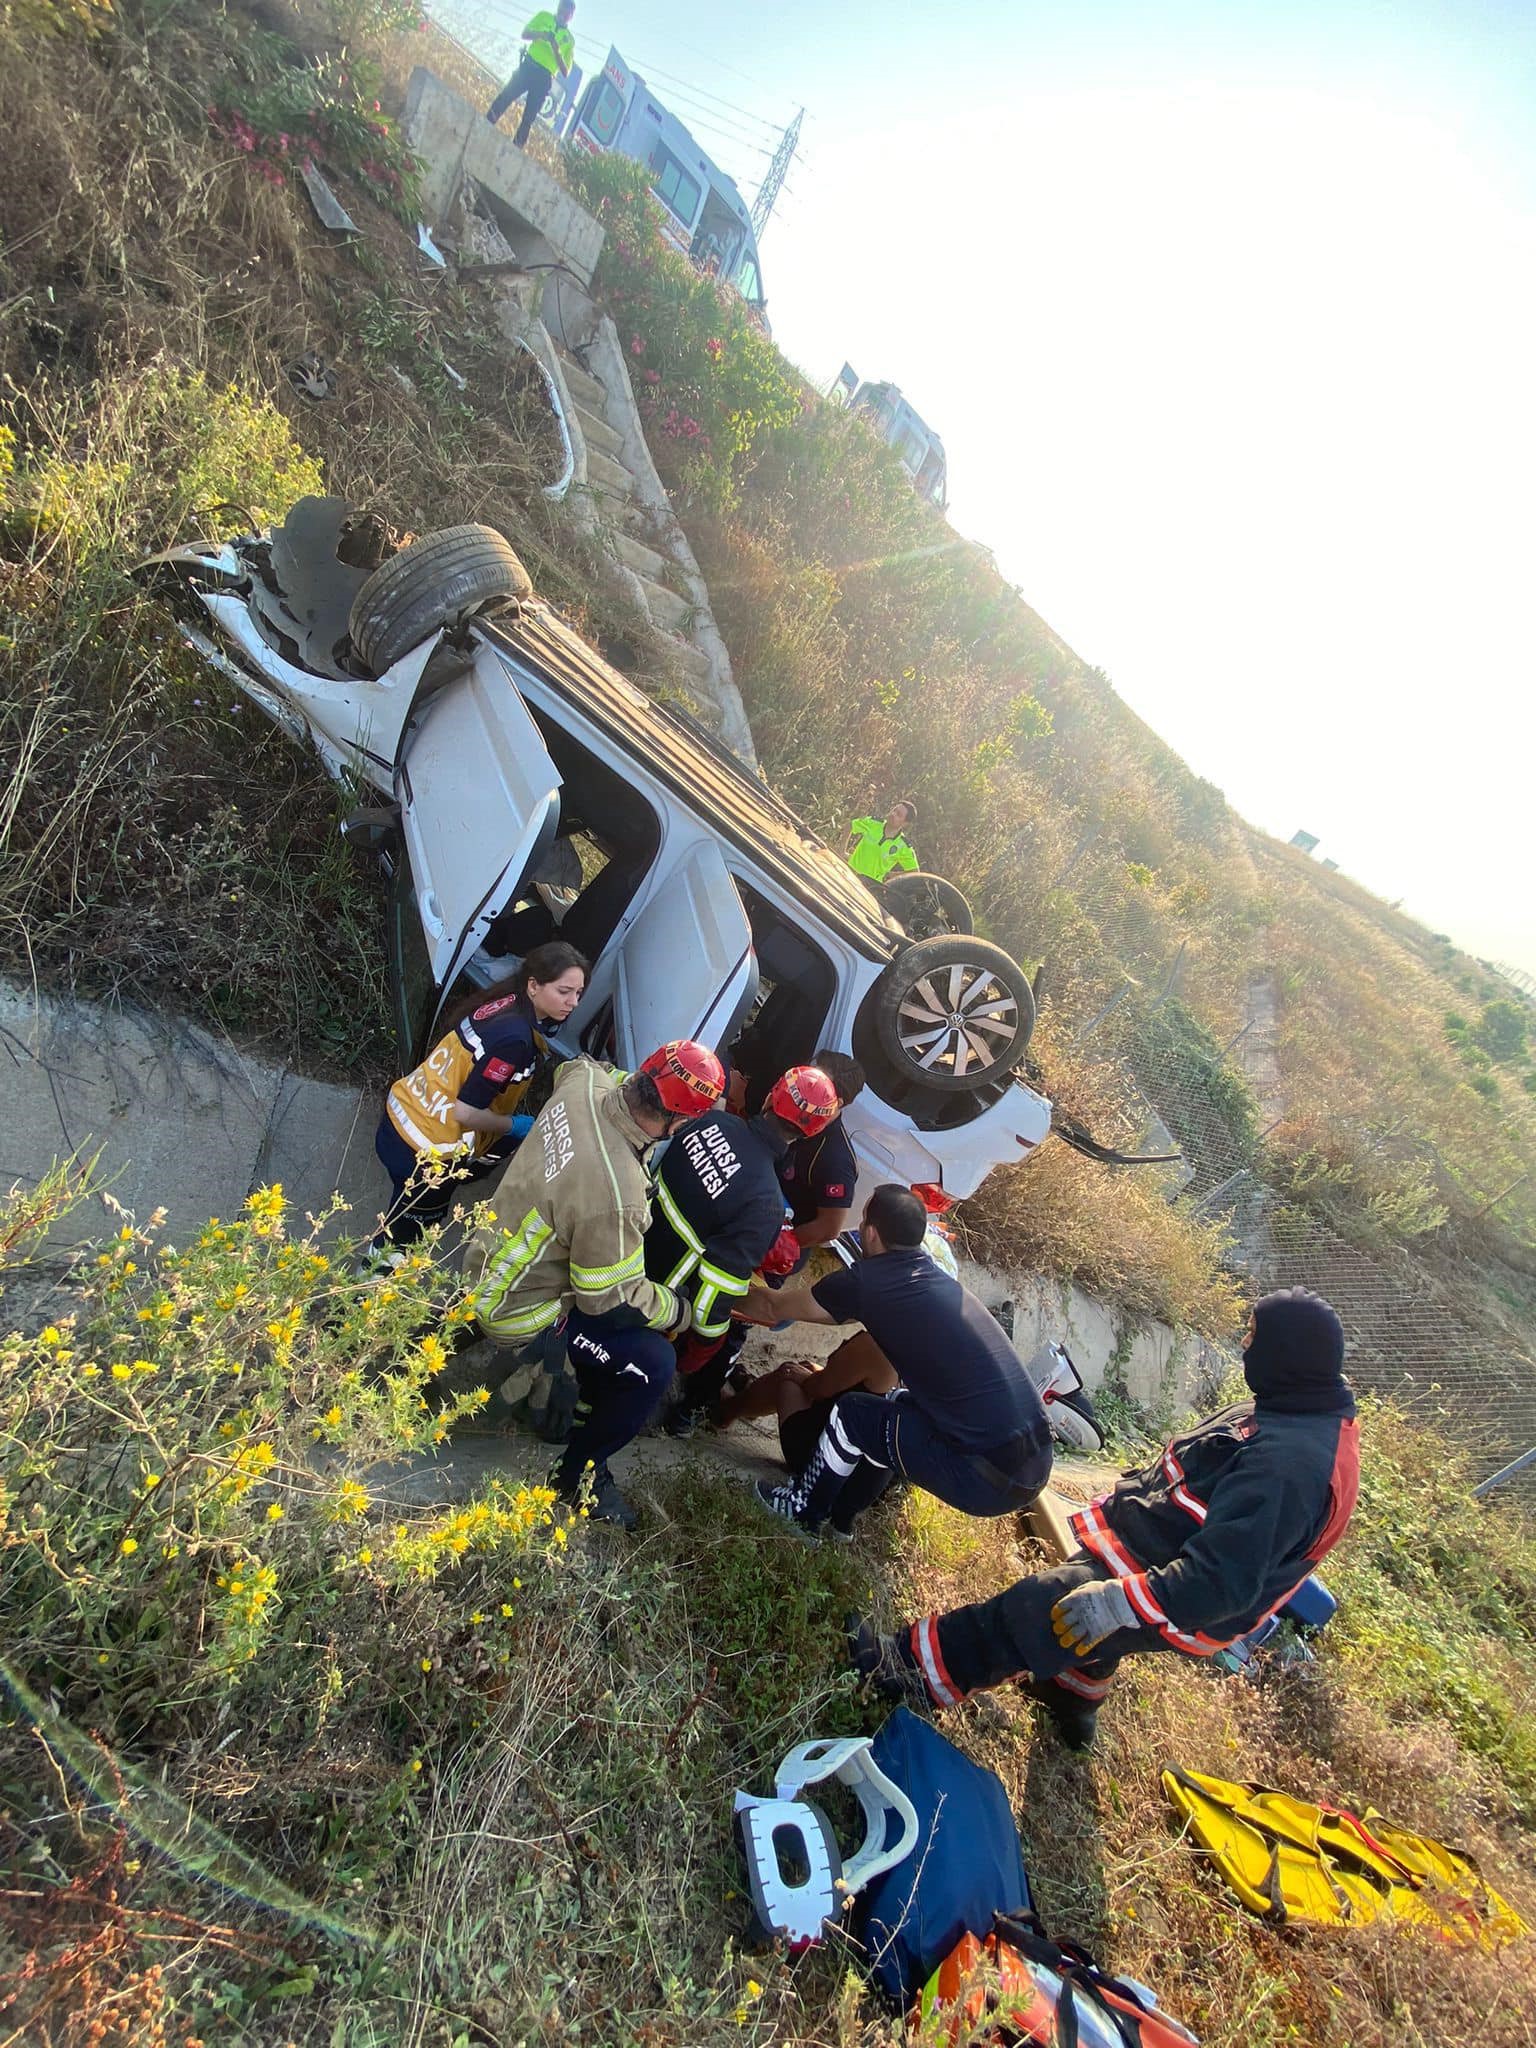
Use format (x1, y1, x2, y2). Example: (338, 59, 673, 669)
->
(638, 1040, 726, 1118)
(765, 1065, 840, 1136)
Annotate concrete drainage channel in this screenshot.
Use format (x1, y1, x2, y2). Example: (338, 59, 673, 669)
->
(403, 66, 757, 766)
(0, 975, 1221, 1506)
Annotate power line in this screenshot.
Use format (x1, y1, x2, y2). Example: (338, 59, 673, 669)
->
(564, 40, 783, 169)
(568, 33, 786, 138)
(593, 28, 810, 111)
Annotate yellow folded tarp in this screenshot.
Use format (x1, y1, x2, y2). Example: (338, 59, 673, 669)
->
(1162, 1765, 1526, 1947)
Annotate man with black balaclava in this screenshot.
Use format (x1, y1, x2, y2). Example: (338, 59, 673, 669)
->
(847, 1289, 1360, 1750)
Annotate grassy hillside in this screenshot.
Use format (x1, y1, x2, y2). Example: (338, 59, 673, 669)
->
(546, 130, 1536, 1281)
(2, 1179, 1534, 2047)
(4, 0, 1531, 1330)
(2, 18, 1535, 2035)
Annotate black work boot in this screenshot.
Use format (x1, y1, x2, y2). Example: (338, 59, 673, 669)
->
(551, 1456, 638, 1532)
(1017, 1676, 1100, 1752)
(845, 1613, 932, 1710)
(585, 1463, 639, 1531)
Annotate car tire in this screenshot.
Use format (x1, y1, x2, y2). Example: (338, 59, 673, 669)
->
(348, 524, 533, 675)
(872, 934, 1035, 1093)
(1048, 1387, 1106, 1456)
(879, 870, 974, 938)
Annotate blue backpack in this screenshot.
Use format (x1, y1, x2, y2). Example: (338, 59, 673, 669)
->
(858, 1708, 1033, 2002)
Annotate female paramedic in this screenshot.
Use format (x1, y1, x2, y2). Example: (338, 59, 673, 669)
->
(372, 939, 588, 1246)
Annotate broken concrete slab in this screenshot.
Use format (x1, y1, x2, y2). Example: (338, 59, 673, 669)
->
(402, 67, 604, 286)
(299, 160, 358, 235)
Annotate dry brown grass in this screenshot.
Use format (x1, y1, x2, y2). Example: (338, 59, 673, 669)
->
(0, 0, 688, 1065)
(882, 1494, 1536, 2048)
(958, 1008, 1247, 1339)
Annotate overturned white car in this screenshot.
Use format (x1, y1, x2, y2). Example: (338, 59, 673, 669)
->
(138, 502, 1053, 1209)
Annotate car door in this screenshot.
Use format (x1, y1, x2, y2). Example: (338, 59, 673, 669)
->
(393, 639, 562, 1035)
(609, 839, 757, 1065)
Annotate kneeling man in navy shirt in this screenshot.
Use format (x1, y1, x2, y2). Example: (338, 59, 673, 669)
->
(743, 1183, 1052, 1538)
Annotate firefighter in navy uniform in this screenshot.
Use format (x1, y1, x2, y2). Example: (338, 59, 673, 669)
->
(776, 1050, 865, 1259)
(657, 1066, 843, 1438)
(848, 1289, 1360, 1749)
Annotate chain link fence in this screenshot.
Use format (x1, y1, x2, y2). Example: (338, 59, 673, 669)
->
(1070, 982, 1536, 1503)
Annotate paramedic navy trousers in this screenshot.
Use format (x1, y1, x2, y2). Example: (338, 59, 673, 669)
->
(918, 1550, 1174, 1709)
(832, 1389, 1051, 1522)
(554, 1308, 677, 1488)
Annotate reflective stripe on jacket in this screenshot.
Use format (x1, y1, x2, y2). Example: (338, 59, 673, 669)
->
(464, 1060, 679, 1342)
(645, 1113, 788, 1339)
(1070, 1398, 1360, 1654)
(386, 998, 541, 1160)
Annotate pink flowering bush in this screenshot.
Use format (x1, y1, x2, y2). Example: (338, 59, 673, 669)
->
(211, 54, 422, 219)
(564, 151, 800, 514)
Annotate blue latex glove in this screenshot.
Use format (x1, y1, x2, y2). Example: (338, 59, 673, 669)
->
(509, 1113, 535, 1142)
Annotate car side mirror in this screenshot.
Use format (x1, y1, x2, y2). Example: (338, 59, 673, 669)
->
(340, 804, 401, 853)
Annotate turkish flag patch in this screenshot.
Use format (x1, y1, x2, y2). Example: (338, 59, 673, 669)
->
(823, 1183, 849, 1201)
(482, 1057, 516, 1084)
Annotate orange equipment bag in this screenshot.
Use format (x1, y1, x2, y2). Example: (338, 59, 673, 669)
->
(914, 1911, 1200, 2047)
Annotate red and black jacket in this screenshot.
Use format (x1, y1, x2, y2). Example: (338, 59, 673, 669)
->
(1071, 1398, 1359, 1654)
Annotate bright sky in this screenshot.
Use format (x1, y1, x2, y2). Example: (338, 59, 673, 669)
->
(460, 1, 1536, 975)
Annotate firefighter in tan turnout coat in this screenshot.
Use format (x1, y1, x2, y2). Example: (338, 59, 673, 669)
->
(462, 1043, 726, 1525)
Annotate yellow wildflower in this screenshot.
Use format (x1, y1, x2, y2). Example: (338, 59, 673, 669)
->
(120, 1537, 138, 1556)
(267, 1503, 284, 1522)
(323, 1405, 343, 1427)
(420, 1657, 433, 1673)
(409, 1758, 423, 1773)
(111, 1363, 132, 1382)
(500, 1603, 513, 1617)
(144, 1473, 161, 1490)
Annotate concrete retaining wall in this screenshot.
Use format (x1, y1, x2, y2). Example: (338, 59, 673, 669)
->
(955, 1253, 1234, 1425)
(403, 68, 605, 286)
(1, 973, 1229, 1429)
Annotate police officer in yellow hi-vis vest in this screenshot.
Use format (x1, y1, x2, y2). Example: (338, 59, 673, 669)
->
(486, 0, 575, 148)
(845, 797, 920, 884)
(373, 940, 588, 1248)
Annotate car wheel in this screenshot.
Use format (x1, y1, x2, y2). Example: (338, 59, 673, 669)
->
(348, 524, 533, 675)
(879, 870, 974, 938)
(1048, 1387, 1106, 1456)
(872, 935, 1035, 1093)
